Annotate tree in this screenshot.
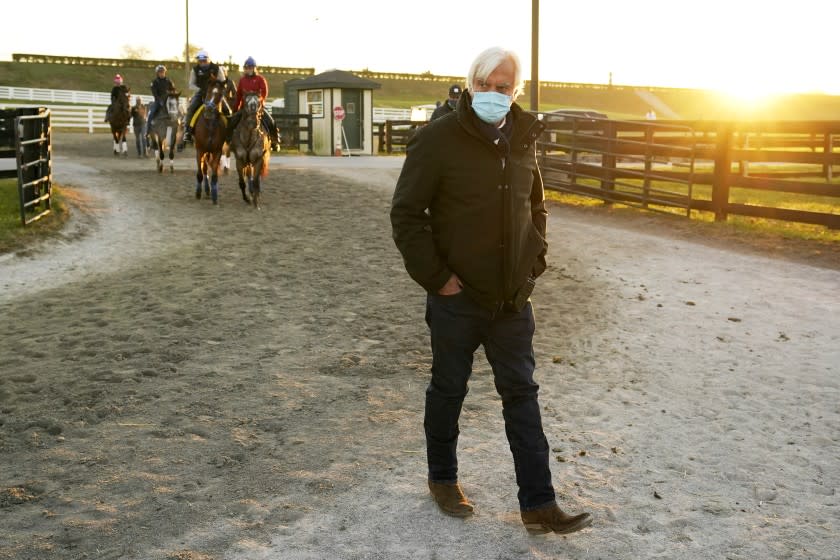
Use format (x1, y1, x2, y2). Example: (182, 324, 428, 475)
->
(181, 44, 201, 63)
(121, 45, 151, 60)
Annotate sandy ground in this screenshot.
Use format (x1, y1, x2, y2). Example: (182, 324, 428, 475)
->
(1, 132, 839, 560)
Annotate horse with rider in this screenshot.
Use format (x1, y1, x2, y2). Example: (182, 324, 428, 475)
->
(146, 65, 176, 144)
(105, 74, 131, 156)
(225, 56, 281, 151)
(179, 50, 228, 150)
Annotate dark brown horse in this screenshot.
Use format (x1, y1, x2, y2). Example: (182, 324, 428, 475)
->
(108, 89, 131, 156)
(230, 93, 271, 209)
(192, 80, 227, 204)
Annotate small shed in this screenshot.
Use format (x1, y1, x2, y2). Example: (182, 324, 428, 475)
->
(288, 69, 381, 156)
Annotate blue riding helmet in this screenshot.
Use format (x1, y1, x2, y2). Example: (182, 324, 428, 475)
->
(244, 56, 256, 68)
(196, 50, 209, 61)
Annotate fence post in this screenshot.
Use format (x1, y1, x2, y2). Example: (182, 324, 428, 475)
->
(600, 120, 616, 204)
(712, 123, 732, 222)
(643, 125, 653, 207)
(823, 132, 833, 182)
(385, 121, 393, 154)
(88, 108, 94, 134)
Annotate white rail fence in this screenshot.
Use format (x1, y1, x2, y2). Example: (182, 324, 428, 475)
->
(1, 85, 415, 131)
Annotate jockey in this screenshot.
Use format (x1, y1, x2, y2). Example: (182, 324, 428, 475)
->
(225, 56, 281, 151)
(147, 65, 176, 133)
(105, 74, 130, 122)
(180, 50, 227, 148)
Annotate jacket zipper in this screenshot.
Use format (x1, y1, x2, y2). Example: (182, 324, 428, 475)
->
(499, 156, 509, 307)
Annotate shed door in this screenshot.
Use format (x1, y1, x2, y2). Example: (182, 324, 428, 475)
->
(340, 89, 362, 150)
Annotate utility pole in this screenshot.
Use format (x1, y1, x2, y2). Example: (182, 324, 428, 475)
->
(185, 0, 190, 89)
(530, 0, 539, 111)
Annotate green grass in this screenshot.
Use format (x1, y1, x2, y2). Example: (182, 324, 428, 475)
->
(0, 178, 68, 254)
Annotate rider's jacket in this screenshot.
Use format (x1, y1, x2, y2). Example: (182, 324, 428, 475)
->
(234, 74, 268, 111)
(189, 62, 226, 94)
(110, 84, 130, 102)
(150, 77, 176, 105)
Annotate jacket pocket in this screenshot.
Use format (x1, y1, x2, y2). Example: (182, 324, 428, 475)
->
(512, 223, 546, 290)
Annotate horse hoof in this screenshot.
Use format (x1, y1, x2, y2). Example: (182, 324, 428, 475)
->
(196, 190, 201, 200)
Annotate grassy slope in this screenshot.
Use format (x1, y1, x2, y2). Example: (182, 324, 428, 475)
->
(6, 60, 840, 119)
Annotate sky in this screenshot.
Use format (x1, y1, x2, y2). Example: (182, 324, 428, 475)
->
(3, 0, 839, 97)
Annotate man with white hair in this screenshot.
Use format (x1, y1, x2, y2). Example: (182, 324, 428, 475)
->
(391, 46, 593, 535)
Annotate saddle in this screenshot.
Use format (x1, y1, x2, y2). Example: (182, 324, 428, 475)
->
(190, 104, 228, 129)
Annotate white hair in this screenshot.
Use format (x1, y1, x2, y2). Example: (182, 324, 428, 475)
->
(466, 46, 524, 99)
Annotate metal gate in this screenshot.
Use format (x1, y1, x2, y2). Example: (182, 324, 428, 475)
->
(15, 108, 52, 225)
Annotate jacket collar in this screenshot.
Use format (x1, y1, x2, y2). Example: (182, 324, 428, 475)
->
(456, 90, 545, 153)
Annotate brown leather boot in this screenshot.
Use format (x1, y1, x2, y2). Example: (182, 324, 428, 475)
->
(521, 503, 593, 535)
(428, 481, 474, 518)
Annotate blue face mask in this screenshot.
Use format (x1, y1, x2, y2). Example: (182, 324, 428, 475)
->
(471, 91, 512, 124)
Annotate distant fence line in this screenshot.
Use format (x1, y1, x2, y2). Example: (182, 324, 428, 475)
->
(0, 86, 411, 127)
(11, 53, 315, 76)
(10, 52, 709, 94)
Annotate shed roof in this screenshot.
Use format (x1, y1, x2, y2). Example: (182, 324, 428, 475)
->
(291, 69, 381, 90)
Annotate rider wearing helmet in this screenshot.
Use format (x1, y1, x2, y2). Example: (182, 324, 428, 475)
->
(147, 65, 176, 135)
(225, 56, 281, 151)
(105, 74, 131, 123)
(180, 50, 226, 148)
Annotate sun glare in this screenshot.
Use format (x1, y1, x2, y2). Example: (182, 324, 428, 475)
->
(716, 85, 778, 112)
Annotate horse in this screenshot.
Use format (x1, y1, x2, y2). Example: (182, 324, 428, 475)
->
(148, 90, 183, 174)
(230, 92, 271, 209)
(108, 90, 131, 156)
(192, 79, 228, 204)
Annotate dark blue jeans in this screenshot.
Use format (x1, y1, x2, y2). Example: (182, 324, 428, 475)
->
(424, 291, 556, 511)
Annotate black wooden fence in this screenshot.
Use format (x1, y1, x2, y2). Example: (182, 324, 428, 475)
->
(0, 108, 52, 225)
(271, 111, 313, 154)
(376, 120, 427, 153)
(536, 114, 840, 229)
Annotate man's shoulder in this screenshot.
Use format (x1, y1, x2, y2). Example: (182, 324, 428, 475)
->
(411, 113, 461, 149)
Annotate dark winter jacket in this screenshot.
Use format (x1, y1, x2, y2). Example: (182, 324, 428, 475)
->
(110, 84, 130, 102)
(192, 62, 221, 94)
(430, 100, 455, 121)
(390, 91, 547, 312)
(150, 76, 176, 106)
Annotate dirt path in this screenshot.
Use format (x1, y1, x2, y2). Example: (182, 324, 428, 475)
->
(1, 133, 838, 560)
